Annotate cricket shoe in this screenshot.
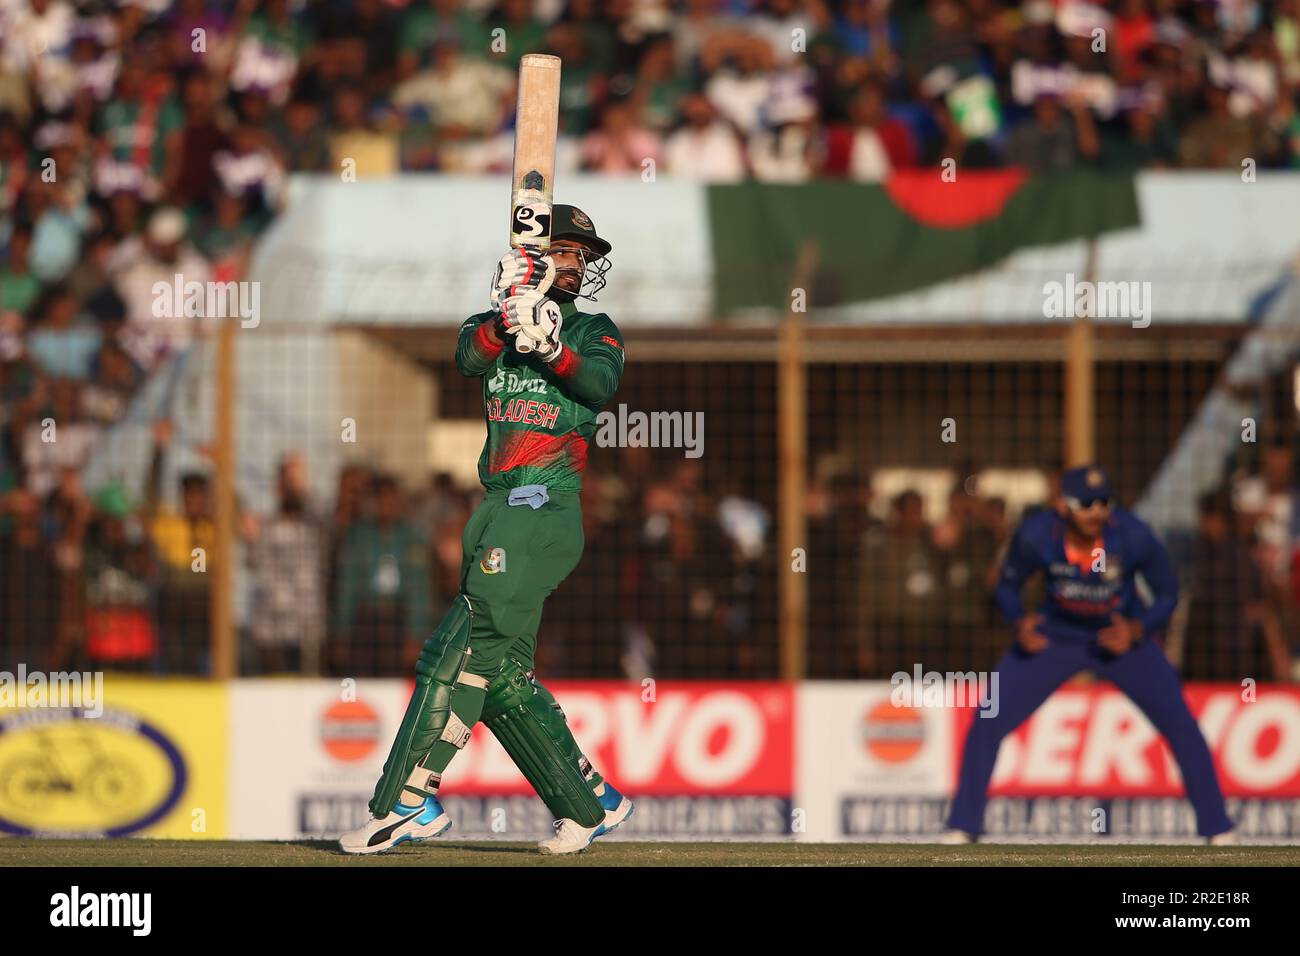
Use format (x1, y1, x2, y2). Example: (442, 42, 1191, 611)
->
(938, 830, 977, 845)
(1207, 831, 1237, 846)
(595, 781, 635, 834)
(538, 817, 609, 855)
(338, 796, 451, 855)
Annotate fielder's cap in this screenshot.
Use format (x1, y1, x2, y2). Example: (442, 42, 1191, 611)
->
(1061, 465, 1114, 505)
(551, 204, 611, 257)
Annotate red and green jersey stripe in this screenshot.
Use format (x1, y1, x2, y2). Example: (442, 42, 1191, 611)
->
(455, 303, 625, 492)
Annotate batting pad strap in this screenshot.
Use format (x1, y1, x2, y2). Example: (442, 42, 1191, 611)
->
(440, 712, 473, 749)
(457, 672, 489, 689)
(404, 767, 441, 798)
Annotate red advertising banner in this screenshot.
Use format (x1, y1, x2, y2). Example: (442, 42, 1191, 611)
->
(952, 684, 1300, 798)
(439, 681, 794, 796)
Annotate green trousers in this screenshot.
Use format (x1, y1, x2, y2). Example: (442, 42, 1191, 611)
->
(458, 490, 584, 680)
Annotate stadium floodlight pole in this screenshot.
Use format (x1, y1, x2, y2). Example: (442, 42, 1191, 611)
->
(1064, 238, 1098, 468)
(779, 240, 818, 682)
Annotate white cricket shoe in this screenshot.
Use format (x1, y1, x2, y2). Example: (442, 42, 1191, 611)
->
(1207, 831, 1237, 846)
(538, 818, 607, 855)
(339, 795, 451, 855)
(938, 830, 977, 844)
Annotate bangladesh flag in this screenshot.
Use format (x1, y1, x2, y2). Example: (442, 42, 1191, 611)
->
(706, 170, 1140, 313)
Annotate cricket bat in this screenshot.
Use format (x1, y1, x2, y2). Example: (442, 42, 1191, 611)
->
(508, 54, 561, 354)
(509, 53, 562, 253)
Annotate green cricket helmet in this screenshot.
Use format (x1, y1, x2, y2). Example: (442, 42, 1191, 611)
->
(550, 203, 612, 302)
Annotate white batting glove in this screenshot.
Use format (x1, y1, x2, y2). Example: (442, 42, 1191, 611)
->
(501, 293, 564, 361)
(490, 248, 555, 312)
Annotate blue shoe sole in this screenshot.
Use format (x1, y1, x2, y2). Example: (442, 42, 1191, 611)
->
(594, 801, 634, 840)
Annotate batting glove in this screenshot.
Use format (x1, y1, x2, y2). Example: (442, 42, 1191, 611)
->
(490, 248, 555, 313)
(501, 292, 564, 361)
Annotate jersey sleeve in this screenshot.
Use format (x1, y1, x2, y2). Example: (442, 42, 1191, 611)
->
(545, 313, 625, 407)
(456, 311, 505, 378)
(1129, 517, 1179, 637)
(994, 516, 1045, 625)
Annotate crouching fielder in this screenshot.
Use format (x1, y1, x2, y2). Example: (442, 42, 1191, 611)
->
(945, 465, 1233, 843)
(341, 205, 632, 855)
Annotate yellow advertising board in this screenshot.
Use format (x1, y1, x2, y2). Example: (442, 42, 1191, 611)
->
(0, 677, 226, 838)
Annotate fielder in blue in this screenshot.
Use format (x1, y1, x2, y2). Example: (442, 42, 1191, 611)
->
(946, 465, 1234, 842)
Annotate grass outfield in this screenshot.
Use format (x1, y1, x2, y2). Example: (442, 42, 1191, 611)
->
(2, 840, 1299, 867)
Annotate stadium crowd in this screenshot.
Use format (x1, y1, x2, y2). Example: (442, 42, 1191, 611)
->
(2, 0, 1300, 681)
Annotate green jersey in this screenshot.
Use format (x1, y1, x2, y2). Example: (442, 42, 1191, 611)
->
(456, 301, 625, 492)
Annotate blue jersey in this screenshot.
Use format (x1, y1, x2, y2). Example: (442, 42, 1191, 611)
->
(994, 506, 1178, 642)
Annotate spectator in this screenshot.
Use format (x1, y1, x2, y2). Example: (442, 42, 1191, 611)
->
(1004, 90, 1099, 171)
(664, 93, 747, 181)
(821, 80, 917, 180)
(1179, 78, 1274, 169)
(581, 99, 663, 175)
(390, 39, 512, 142)
(243, 451, 326, 675)
(80, 337, 143, 426)
(95, 53, 183, 201)
(1, 225, 42, 316)
(484, 0, 550, 71)
(396, 0, 486, 84)
(0, 487, 63, 669)
(633, 34, 690, 134)
(326, 462, 371, 629)
(857, 489, 944, 675)
(80, 482, 158, 673)
(20, 377, 100, 499)
(1183, 490, 1289, 682)
(213, 121, 287, 223)
(932, 486, 999, 672)
(548, 22, 603, 137)
(230, 0, 310, 108)
(331, 473, 433, 677)
(1101, 99, 1179, 169)
(703, 34, 778, 137)
(193, 187, 259, 272)
(145, 419, 213, 674)
(166, 70, 233, 209)
(112, 205, 213, 371)
(326, 86, 400, 178)
(268, 95, 331, 174)
(26, 175, 88, 283)
(808, 470, 880, 677)
(26, 285, 102, 381)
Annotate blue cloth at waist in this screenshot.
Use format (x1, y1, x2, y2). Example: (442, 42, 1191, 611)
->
(507, 484, 550, 509)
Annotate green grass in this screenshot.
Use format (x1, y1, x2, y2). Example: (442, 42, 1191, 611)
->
(2, 840, 1298, 867)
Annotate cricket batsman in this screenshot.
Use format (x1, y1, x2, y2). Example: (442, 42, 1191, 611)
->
(944, 465, 1234, 843)
(341, 205, 633, 855)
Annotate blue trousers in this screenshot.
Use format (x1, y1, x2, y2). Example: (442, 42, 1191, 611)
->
(947, 637, 1233, 837)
